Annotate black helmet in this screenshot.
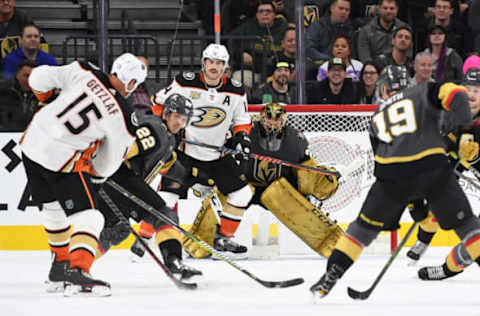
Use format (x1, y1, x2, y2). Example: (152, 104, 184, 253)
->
(463, 69, 480, 86)
(376, 65, 409, 93)
(163, 93, 194, 123)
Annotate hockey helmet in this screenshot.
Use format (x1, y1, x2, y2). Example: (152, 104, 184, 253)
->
(376, 65, 409, 93)
(463, 69, 480, 86)
(260, 103, 287, 137)
(202, 43, 230, 69)
(111, 53, 148, 96)
(163, 93, 194, 124)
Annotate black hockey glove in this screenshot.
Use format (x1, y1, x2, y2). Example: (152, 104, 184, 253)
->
(227, 131, 251, 161)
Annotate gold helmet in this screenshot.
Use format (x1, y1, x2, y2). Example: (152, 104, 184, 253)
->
(260, 103, 287, 137)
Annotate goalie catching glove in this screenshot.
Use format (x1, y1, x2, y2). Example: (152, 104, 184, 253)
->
(459, 133, 479, 162)
(296, 158, 339, 200)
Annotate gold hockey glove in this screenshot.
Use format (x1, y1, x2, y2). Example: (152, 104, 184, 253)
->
(297, 158, 339, 200)
(459, 133, 479, 162)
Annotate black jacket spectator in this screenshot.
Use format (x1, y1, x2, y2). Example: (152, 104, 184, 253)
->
(307, 77, 359, 104)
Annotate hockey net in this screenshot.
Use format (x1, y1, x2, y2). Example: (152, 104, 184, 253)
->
(247, 104, 397, 255)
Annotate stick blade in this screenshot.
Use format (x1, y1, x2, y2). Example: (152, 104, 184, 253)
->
(259, 277, 304, 288)
(347, 286, 371, 300)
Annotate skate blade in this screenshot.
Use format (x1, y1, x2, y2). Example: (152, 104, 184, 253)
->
(64, 284, 111, 297)
(45, 281, 65, 293)
(311, 289, 328, 303)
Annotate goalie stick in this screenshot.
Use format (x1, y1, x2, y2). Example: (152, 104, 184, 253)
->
(104, 179, 305, 289)
(98, 188, 197, 290)
(182, 138, 364, 178)
(347, 221, 418, 300)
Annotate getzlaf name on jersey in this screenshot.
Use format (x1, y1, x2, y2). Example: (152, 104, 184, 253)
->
(152, 72, 251, 161)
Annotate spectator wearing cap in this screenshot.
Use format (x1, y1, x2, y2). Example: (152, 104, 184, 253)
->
(250, 61, 296, 104)
(305, 0, 355, 64)
(2, 23, 57, 80)
(409, 52, 434, 86)
(229, 0, 288, 89)
(307, 57, 360, 104)
(463, 55, 480, 74)
(463, 69, 480, 121)
(375, 26, 414, 77)
(317, 34, 363, 82)
(422, 24, 463, 82)
(266, 27, 296, 84)
(357, 0, 411, 62)
(0, 59, 39, 129)
(423, 0, 472, 59)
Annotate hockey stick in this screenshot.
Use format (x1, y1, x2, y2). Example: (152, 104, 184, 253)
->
(182, 139, 343, 177)
(97, 188, 197, 290)
(104, 179, 305, 288)
(347, 222, 418, 300)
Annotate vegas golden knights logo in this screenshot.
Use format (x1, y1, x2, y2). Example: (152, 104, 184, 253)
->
(1, 36, 20, 58)
(253, 160, 281, 186)
(191, 107, 226, 128)
(304, 5, 320, 27)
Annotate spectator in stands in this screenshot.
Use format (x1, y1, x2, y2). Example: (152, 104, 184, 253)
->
(317, 34, 363, 82)
(357, 0, 410, 62)
(375, 26, 415, 77)
(266, 27, 296, 84)
(357, 61, 380, 104)
(423, 24, 463, 82)
(305, 0, 355, 64)
(221, 0, 259, 35)
(463, 55, 480, 74)
(250, 60, 296, 104)
(409, 51, 434, 86)
(229, 0, 288, 89)
(307, 57, 360, 104)
(469, 0, 480, 52)
(0, 0, 34, 77)
(128, 55, 151, 111)
(0, 60, 39, 129)
(424, 0, 472, 59)
(2, 24, 57, 80)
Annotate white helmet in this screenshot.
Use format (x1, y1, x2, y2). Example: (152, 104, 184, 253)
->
(111, 53, 148, 96)
(202, 43, 229, 69)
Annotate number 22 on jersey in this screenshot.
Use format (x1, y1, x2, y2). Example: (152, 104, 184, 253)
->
(372, 99, 418, 143)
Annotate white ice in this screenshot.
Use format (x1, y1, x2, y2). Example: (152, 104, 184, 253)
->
(1, 248, 479, 316)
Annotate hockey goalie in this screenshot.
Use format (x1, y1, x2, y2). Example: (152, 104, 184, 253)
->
(183, 102, 344, 259)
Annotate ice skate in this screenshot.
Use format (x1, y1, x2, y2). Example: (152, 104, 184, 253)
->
(166, 256, 203, 280)
(418, 263, 462, 281)
(310, 264, 345, 300)
(213, 233, 248, 260)
(64, 267, 111, 297)
(45, 254, 69, 293)
(407, 240, 428, 266)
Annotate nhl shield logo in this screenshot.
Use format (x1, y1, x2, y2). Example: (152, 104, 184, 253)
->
(190, 91, 201, 100)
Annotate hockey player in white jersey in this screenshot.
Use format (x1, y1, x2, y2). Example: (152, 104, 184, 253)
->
(146, 43, 253, 259)
(20, 53, 147, 296)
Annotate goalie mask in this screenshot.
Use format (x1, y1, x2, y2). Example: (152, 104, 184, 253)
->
(260, 103, 287, 138)
(163, 93, 194, 125)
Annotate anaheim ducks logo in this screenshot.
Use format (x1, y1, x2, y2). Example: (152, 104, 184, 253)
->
(191, 107, 226, 128)
(253, 159, 281, 186)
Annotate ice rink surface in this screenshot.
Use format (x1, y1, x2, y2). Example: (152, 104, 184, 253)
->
(1, 248, 479, 316)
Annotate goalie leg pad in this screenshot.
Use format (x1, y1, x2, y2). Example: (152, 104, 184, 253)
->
(182, 190, 227, 258)
(155, 226, 182, 245)
(260, 177, 344, 258)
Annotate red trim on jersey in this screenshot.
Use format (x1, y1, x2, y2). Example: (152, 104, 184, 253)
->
(345, 234, 363, 248)
(247, 104, 379, 112)
(465, 234, 480, 247)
